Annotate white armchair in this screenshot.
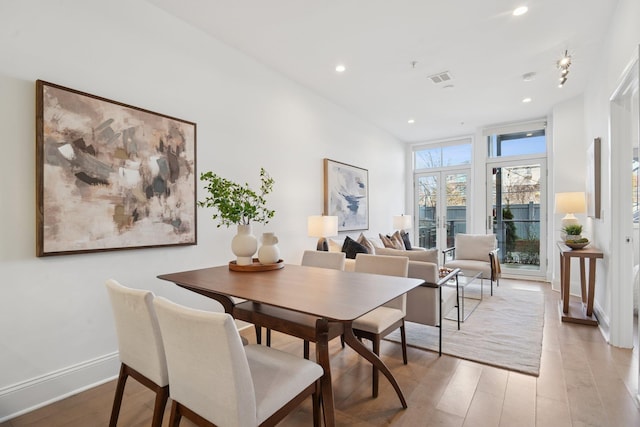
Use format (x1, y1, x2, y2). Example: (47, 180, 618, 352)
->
(443, 233, 501, 295)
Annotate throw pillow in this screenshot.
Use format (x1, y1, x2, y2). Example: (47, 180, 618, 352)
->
(342, 236, 369, 259)
(379, 233, 398, 249)
(400, 230, 412, 250)
(391, 231, 406, 250)
(357, 233, 376, 254)
(327, 238, 342, 253)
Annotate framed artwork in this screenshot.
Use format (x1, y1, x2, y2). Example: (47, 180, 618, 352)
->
(586, 137, 601, 219)
(36, 80, 197, 256)
(323, 158, 369, 231)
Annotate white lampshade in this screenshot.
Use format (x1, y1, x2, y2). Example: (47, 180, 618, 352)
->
(307, 215, 338, 238)
(393, 214, 412, 230)
(555, 192, 586, 227)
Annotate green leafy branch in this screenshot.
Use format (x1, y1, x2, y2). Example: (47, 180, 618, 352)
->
(197, 168, 275, 227)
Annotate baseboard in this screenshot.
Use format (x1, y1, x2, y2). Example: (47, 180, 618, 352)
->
(593, 301, 612, 344)
(0, 352, 120, 422)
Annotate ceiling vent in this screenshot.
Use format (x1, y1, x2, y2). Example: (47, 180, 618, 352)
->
(428, 71, 452, 84)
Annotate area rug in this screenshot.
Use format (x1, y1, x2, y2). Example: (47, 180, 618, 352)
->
(386, 286, 545, 376)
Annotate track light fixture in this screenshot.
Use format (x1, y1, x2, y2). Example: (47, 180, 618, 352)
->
(557, 50, 572, 88)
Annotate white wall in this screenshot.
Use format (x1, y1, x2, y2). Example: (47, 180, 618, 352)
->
(582, 0, 640, 347)
(0, 0, 405, 419)
(550, 94, 587, 292)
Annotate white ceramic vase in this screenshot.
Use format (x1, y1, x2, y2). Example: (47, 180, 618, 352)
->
(258, 232, 280, 264)
(231, 224, 258, 266)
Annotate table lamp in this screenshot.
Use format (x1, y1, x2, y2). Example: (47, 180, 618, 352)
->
(393, 214, 412, 231)
(307, 215, 338, 251)
(555, 192, 586, 228)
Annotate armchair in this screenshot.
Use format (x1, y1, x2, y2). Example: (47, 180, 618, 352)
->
(442, 233, 501, 295)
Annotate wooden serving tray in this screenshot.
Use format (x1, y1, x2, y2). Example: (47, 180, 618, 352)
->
(228, 258, 284, 272)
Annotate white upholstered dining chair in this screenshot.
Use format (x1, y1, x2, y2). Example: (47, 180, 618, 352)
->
(153, 296, 324, 427)
(105, 279, 169, 427)
(301, 249, 347, 270)
(352, 253, 409, 398)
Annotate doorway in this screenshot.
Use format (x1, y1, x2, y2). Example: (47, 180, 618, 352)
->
(609, 52, 639, 353)
(415, 169, 470, 251)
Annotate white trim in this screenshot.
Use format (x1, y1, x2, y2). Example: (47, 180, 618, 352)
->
(0, 352, 120, 422)
(411, 135, 474, 151)
(607, 53, 638, 349)
(482, 118, 547, 137)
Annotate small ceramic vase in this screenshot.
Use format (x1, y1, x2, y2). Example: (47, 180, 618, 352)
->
(258, 232, 280, 264)
(231, 224, 258, 266)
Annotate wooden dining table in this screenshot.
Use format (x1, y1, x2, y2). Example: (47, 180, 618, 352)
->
(157, 263, 424, 427)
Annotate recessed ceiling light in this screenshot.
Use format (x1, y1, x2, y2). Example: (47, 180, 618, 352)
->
(513, 6, 528, 16)
(408, 119, 415, 124)
(335, 64, 346, 73)
(522, 97, 532, 103)
(522, 72, 536, 82)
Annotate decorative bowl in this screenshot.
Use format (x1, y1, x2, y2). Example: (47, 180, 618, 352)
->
(565, 240, 589, 250)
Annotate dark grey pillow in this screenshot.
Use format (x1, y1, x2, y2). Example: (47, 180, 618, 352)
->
(341, 236, 369, 259)
(400, 230, 412, 250)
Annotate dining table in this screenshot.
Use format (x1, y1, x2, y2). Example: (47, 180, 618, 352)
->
(157, 263, 424, 427)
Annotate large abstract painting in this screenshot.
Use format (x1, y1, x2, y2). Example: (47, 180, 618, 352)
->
(36, 80, 197, 256)
(324, 158, 368, 231)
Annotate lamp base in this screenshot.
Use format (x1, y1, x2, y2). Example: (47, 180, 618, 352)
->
(561, 214, 579, 229)
(316, 237, 328, 251)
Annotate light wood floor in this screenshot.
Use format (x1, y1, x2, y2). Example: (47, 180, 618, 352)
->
(2, 279, 639, 426)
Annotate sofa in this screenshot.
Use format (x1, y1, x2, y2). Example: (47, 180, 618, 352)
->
(325, 233, 458, 352)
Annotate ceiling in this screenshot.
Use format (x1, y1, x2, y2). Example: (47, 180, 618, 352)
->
(146, 0, 617, 143)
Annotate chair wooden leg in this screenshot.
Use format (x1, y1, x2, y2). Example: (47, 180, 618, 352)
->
(151, 385, 169, 427)
(312, 380, 321, 427)
(303, 340, 310, 359)
(115, 364, 169, 427)
(266, 328, 271, 347)
(109, 364, 128, 427)
(340, 334, 345, 348)
(372, 336, 380, 398)
(400, 322, 408, 365)
(168, 400, 182, 427)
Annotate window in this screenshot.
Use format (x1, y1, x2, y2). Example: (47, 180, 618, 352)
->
(414, 140, 471, 170)
(484, 120, 546, 158)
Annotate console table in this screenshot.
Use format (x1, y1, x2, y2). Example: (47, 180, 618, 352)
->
(557, 242, 603, 325)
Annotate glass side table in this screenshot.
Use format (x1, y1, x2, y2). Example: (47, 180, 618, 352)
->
(443, 270, 483, 328)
